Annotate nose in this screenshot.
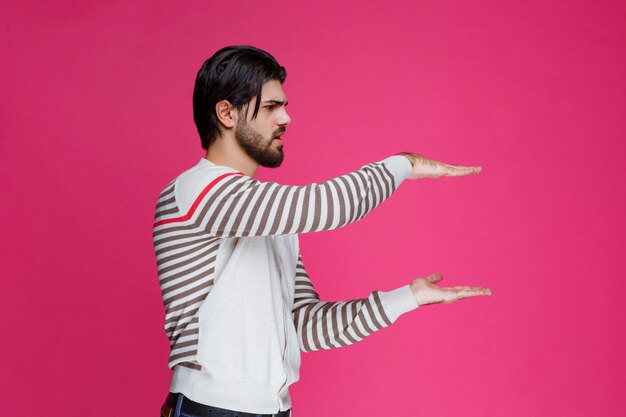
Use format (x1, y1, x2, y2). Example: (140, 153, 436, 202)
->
(277, 108, 291, 127)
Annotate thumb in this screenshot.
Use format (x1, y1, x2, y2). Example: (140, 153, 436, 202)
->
(426, 273, 443, 283)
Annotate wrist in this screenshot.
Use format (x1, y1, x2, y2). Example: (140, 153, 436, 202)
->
(410, 281, 420, 305)
(396, 152, 415, 168)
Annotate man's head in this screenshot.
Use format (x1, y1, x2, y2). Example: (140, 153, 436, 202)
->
(193, 45, 291, 167)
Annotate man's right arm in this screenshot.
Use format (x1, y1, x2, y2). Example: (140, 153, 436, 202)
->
(154, 154, 413, 238)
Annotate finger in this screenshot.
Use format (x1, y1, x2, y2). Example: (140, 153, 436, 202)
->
(456, 288, 492, 298)
(444, 165, 482, 176)
(450, 286, 472, 290)
(449, 285, 492, 295)
(466, 286, 492, 295)
(450, 166, 482, 176)
(426, 273, 443, 283)
(441, 289, 457, 303)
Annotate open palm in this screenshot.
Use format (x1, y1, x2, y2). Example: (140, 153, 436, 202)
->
(410, 273, 492, 306)
(396, 152, 482, 180)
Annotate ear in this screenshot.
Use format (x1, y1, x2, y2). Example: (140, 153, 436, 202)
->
(215, 99, 237, 129)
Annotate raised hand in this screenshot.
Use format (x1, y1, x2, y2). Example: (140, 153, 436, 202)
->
(396, 152, 482, 180)
(410, 273, 492, 306)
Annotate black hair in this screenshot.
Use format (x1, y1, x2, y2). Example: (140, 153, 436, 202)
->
(192, 45, 287, 150)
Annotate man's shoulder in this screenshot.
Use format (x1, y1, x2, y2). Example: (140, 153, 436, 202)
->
(176, 160, 243, 194)
(156, 158, 235, 191)
(153, 159, 245, 226)
(173, 159, 245, 212)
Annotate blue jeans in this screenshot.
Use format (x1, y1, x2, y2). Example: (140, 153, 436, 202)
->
(160, 392, 293, 417)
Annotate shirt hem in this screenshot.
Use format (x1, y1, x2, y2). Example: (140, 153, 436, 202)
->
(169, 364, 292, 414)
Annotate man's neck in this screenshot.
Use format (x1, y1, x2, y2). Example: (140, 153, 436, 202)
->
(205, 139, 259, 177)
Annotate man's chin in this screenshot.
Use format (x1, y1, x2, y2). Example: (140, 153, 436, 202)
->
(260, 153, 284, 168)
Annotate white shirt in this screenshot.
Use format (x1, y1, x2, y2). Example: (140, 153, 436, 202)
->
(152, 155, 419, 413)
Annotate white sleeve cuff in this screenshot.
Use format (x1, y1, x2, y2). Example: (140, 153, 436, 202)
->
(379, 155, 413, 189)
(377, 283, 419, 323)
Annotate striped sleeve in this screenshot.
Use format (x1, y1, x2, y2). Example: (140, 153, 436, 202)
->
(167, 155, 413, 238)
(292, 251, 419, 352)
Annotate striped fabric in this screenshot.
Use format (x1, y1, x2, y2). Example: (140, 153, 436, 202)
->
(293, 251, 396, 352)
(152, 157, 406, 370)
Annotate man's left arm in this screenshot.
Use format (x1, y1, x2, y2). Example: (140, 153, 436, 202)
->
(292, 250, 420, 352)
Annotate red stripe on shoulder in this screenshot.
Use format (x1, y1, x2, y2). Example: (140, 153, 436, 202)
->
(153, 171, 245, 227)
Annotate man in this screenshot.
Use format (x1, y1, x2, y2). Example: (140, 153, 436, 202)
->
(153, 45, 492, 417)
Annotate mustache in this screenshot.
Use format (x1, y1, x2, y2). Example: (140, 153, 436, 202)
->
(274, 129, 286, 137)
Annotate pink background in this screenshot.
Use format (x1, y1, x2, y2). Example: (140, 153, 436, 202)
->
(2, 1, 625, 416)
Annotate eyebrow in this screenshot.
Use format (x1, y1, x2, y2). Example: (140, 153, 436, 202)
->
(262, 99, 289, 106)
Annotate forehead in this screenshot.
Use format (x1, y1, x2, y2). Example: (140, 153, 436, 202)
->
(260, 79, 287, 101)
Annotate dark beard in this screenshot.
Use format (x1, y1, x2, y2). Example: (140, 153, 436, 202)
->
(234, 120, 284, 168)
